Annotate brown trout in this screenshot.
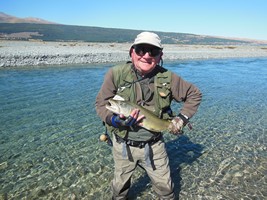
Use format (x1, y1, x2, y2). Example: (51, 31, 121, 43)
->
(106, 98, 171, 132)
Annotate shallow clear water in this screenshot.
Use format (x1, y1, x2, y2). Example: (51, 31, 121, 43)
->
(0, 58, 266, 200)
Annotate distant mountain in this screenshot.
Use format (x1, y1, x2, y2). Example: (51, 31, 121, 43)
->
(0, 12, 265, 45)
(0, 12, 57, 24)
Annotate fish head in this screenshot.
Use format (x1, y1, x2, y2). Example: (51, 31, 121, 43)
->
(106, 99, 133, 116)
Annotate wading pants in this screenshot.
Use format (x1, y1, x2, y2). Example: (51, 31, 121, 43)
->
(111, 136, 175, 200)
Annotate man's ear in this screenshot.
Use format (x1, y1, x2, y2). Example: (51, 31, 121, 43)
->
(129, 47, 134, 57)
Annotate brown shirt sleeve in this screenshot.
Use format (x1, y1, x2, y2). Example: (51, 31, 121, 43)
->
(95, 68, 117, 125)
(171, 73, 202, 118)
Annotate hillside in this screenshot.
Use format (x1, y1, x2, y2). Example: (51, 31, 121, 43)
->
(1, 23, 255, 45)
(0, 12, 56, 24)
(0, 12, 262, 45)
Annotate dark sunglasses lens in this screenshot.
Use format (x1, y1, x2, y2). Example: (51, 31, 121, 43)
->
(150, 48, 161, 57)
(134, 46, 143, 56)
(134, 46, 161, 57)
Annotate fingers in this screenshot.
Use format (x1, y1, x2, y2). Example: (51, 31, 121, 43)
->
(119, 114, 125, 119)
(130, 109, 139, 119)
(136, 115, 146, 122)
(116, 109, 146, 128)
(168, 118, 184, 135)
(129, 109, 145, 125)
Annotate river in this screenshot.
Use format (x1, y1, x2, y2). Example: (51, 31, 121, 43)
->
(0, 58, 266, 199)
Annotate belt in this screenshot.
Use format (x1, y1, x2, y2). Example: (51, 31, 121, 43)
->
(115, 133, 162, 148)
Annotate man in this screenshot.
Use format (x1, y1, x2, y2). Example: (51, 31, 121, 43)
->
(95, 32, 202, 199)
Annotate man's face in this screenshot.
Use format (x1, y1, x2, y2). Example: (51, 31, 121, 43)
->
(130, 44, 163, 75)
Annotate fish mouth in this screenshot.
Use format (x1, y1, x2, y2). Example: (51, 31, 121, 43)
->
(105, 99, 120, 114)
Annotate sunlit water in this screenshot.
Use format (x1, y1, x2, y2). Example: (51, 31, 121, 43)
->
(0, 58, 266, 200)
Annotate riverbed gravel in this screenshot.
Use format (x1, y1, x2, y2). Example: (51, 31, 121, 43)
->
(1, 40, 267, 67)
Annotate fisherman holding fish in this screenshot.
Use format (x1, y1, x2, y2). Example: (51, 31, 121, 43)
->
(95, 32, 202, 199)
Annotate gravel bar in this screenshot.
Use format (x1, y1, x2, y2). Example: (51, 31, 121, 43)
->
(1, 40, 267, 67)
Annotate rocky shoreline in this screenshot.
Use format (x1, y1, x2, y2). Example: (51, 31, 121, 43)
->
(1, 40, 267, 67)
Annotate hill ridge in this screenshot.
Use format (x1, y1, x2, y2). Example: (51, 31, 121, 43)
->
(0, 12, 266, 45)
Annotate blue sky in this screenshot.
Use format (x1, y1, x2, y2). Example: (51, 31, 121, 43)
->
(1, 0, 267, 40)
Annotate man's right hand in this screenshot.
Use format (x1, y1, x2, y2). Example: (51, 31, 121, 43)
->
(111, 109, 145, 128)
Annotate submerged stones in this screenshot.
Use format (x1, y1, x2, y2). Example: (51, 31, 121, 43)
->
(0, 161, 8, 170)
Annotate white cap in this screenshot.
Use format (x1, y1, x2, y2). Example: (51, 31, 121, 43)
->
(132, 31, 162, 49)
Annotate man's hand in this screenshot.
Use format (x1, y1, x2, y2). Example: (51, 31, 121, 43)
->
(111, 109, 145, 128)
(168, 116, 185, 135)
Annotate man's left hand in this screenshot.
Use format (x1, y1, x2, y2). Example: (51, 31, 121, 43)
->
(168, 116, 184, 135)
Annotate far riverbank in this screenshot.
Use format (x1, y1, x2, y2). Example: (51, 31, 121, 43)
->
(1, 40, 267, 67)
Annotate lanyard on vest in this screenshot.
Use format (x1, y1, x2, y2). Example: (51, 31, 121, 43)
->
(117, 76, 146, 93)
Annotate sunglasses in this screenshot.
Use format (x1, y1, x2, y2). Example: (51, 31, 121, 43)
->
(134, 45, 162, 57)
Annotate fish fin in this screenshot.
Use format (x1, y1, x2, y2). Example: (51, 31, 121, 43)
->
(113, 95, 125, 101)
